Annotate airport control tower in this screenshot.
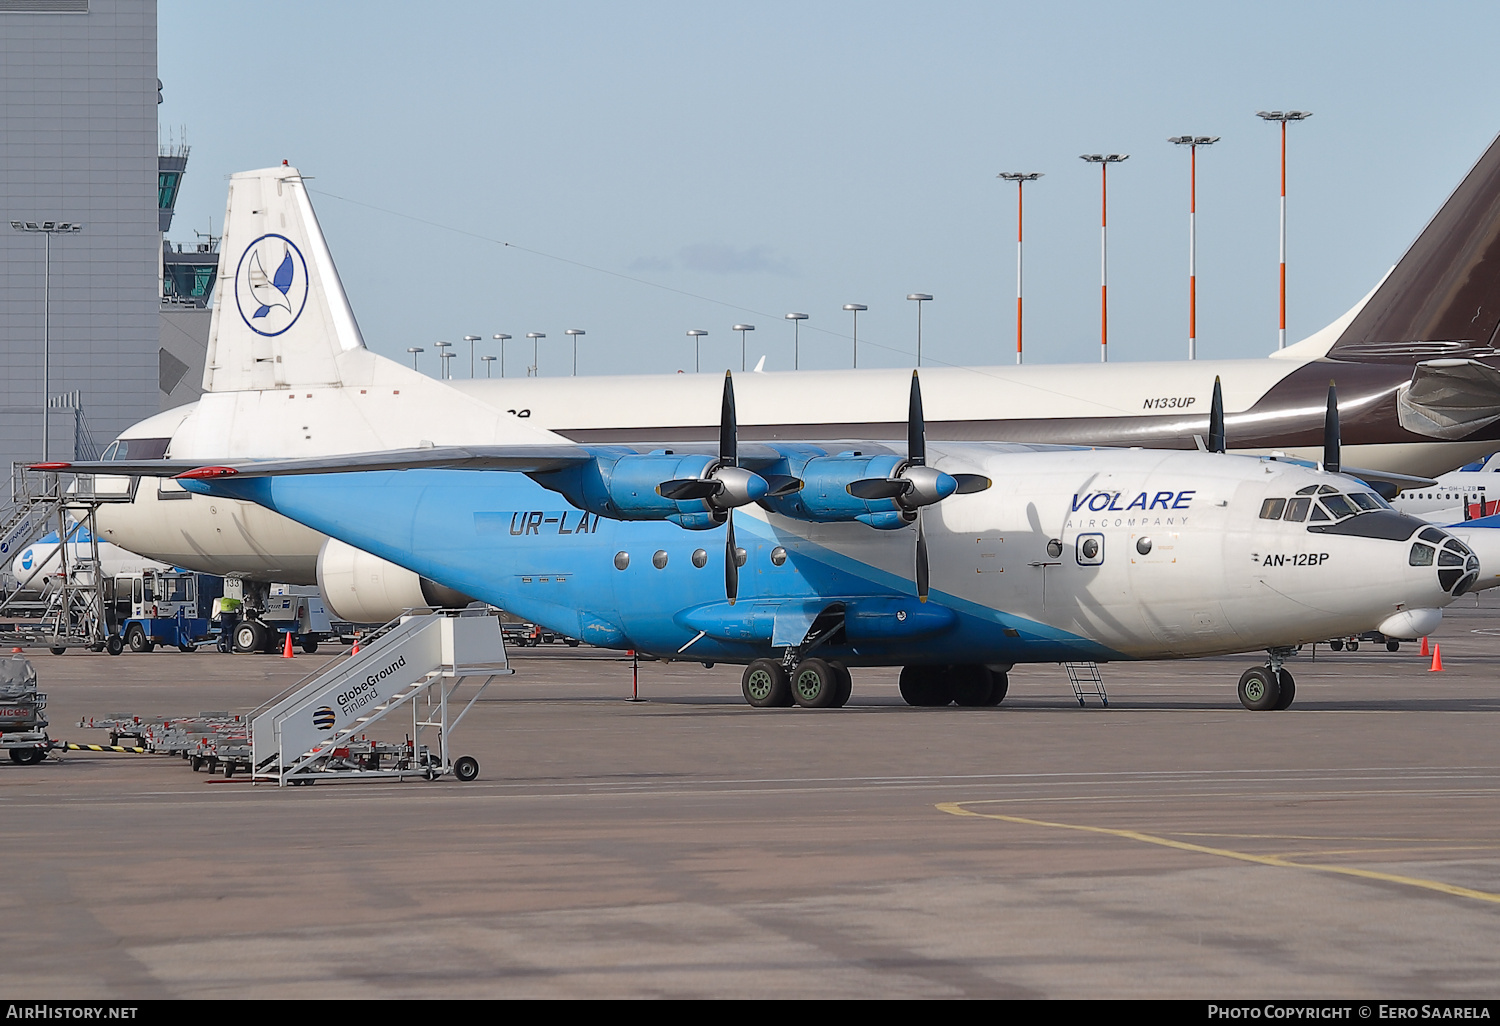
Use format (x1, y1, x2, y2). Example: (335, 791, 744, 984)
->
(157, 140, 216, 410)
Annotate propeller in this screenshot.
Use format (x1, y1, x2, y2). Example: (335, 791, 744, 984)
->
(1324, 380, 1340, 474)
(1207, 376, 1226, 454)
(656, 371, 797, 604)
(846, 370, 991, 602)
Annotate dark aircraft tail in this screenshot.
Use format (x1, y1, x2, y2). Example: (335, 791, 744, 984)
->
(1328, 131, 1500, 363)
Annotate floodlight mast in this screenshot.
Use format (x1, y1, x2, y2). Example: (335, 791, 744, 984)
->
(1168, 137, 1219, 359)
(1080, 155, 1128, 362)
(997, 173, 1042, 364)
(1257, 110, 1312, 349)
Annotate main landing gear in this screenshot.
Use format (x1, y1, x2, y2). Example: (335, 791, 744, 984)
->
(1237, 647, 1297, 711)
(898, 665, 1008, 707)
(741, 657, 851, 709)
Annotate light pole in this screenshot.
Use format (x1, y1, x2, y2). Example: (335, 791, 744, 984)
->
(906, 294, 932, 366)
(687, 329, 708, 373)
(434, 340, 452, 379)
(1168, 137, 1219, 360)
(492, 333, 511, 377)
(842, 304, 867, 367)
(1257, 110, 1312, 349)
(785, 313, 808, 369)
(439, 349, 455, 379)
(565, 329, 585, 375)
(525, 333, 545, 377)
(407, 346, 424, 371)
(997, 173, 1042, 365)
(463, 335, 481, 377)
(1080, 154, 1129, 362)
(481, 354, 497, 378)
(733, 324, 755, 372)
(10, 220, 82, 461)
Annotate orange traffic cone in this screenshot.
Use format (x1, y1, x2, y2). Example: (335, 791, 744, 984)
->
(1429, 643, 1443, 672)
(282, 632, 295, 658)
(1420, 635, 1430, 657)
(351, 636, 360, 655)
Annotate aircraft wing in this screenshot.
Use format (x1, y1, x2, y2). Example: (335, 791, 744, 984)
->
(37, 444, 599, 479)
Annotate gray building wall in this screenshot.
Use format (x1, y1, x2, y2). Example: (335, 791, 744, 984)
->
(0, 0, 159, 467)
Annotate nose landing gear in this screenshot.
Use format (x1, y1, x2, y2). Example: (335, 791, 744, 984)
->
(1238, 648, 1297, 711)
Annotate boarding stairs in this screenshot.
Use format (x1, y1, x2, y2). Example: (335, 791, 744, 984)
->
(250, 611, 511, 786)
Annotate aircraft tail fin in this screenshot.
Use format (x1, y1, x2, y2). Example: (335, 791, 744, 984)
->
(1327, 131, 1500, 363)
(203, 166, 366, 392)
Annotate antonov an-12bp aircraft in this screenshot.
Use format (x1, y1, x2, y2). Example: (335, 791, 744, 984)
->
(85, 129, 1500, 626)
(49, 372, 1478, 712)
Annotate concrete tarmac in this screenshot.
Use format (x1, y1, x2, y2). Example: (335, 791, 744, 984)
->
(5, 596, 1500, 999)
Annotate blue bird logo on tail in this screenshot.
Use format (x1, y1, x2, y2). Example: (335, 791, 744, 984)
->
(234, 233, 309, 336)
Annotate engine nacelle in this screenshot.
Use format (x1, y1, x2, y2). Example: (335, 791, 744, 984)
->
(533, 452, 723, 528)
(759, 454, 907, 523)
(315, 538, 473, 624)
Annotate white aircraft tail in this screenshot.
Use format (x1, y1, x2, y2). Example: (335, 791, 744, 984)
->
(204, 165, 367, 392)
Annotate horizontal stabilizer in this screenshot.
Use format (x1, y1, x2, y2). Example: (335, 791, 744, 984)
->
(1396, 359, 1500, 439)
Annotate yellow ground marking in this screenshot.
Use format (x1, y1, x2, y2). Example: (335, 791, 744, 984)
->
(936, 802, 1500, 906)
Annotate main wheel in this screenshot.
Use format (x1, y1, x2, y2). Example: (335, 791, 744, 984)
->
(1237, 666, 1281, 711)
(791, 658, 838, 708)
(300, 639, 319, 654)
(127, 625, 154, 653)
(899, 665, 952, 707)
(49, 646, 65, 656)
(1273, 668, 1296, 710)
(232, 621, 263, 654)
(830, 663, 852, 708)
(1348, 640, 1360, 652)
(1386, 640, 1400, 652)
(742, 659, 791, 708)
(985, 671, 1010, 706)
(1329, 639, 1344, 651)
(951, 665, 996, 707)
(453, 755, 480, 782)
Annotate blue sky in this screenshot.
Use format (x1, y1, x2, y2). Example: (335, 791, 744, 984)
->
(160, 1, 1500, 377)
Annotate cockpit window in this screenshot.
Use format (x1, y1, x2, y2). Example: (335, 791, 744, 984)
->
(1419, 528, 1447, 545)
(104, 437, 170, 460)
(1284, 497, 1311, 522)
(1410, 543, 1435, 566)
(1295, 485, 1319, 496)
(1309, 505, 1330, 522)
(1319, 494, 1357, 519)
(1259, 498, 1287, 520)
(1348, 492, 1382, 511)
(1317, 485, 1338, 495)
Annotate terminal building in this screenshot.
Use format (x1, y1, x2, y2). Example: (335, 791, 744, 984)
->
(1, 0, 211, 478)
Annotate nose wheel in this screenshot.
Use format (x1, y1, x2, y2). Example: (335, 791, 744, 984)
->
(1238, 665, 1295, 711)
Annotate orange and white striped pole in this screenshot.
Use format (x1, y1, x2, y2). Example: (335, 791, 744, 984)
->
(998, 172, 1043, 365)
(1080, 154, 1128, 362)
(1169, 136, 1218, 359)
(1257, 111, 1312, 349)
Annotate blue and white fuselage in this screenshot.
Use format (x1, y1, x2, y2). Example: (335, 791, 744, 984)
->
(182, 443, 1465, 668)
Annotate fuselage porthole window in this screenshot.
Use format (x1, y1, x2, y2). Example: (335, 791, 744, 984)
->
(652, 550, 668, 570)
(770, 546, 787, 566)
(691, 548, 708, 568)
(613, 551, 630, 571)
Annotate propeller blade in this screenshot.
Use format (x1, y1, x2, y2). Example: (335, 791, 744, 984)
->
(908, 370, 926, 467)
(761, 474, 803, 497)
(720, 370, 737, 468)
(1324, 380, 1341, 474)
(952, 474, 992, 494)
(658, 478, 720, 501)
(915, 512, 930, 603)
(724, 510, 739, 604)
(1208, 376, 1226, 454)
(847, 478, 909, 499)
